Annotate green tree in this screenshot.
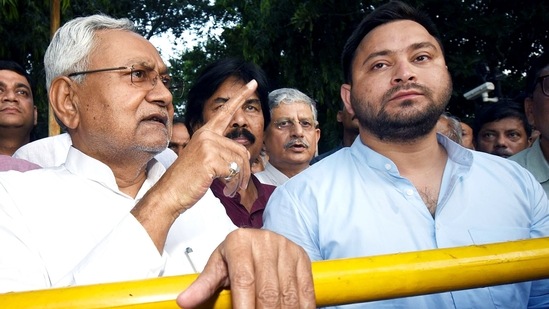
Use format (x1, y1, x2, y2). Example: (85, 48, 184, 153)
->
(0, 0, 210, 138)
(173, 0, 548, 151)
(2, 0, 548, 150)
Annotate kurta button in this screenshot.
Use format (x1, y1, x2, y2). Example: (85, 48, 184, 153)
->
(384, 163, 391, 170)
(406, 189, 414, 196)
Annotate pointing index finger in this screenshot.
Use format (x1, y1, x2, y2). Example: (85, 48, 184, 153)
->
(202, 79, 258, 135)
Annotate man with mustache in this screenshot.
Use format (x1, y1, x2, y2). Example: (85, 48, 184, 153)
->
(185, 58, 276, 228)
(0, 16, 316, 308)
(255, 88, 321, 186)
(263, 1, 549, 308)
(474, 99, 531, 158)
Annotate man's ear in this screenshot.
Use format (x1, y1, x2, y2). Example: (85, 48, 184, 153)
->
(524, 96, 536, 127)
(49, 76, 79, 130)
(340, 84, 356, 117)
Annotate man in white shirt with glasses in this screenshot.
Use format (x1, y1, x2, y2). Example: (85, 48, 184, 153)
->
(0, 14, 315, 309)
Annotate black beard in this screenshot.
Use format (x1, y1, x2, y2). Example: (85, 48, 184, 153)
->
(352, 82, 451, 143)
(225, 127, 256, 145)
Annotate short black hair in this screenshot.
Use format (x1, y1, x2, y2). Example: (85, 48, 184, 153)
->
(525, 52, 549, 95)
(185, 58, 270, 135)
(341, 1, 444, 83)
(0, 60, 34, 96)
(473, 99, 532, 142)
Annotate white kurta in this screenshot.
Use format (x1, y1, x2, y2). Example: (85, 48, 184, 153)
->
(13, 132, 177, 169)
(0, 147, 236, 292)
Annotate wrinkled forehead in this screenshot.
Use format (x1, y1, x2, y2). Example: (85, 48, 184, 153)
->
(272, 101, 314, 117)
(92, 29, 168, 72)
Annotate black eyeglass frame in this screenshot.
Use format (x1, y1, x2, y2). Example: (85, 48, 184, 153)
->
(67, 65, 183, 98)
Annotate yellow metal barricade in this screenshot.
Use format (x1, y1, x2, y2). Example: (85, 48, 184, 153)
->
(1, 237, 548, 308)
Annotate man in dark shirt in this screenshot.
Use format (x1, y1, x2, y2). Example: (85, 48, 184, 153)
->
(185, 58, 275, 228)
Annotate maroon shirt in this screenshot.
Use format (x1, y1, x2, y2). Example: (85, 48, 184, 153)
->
(211, 174, 276, 228)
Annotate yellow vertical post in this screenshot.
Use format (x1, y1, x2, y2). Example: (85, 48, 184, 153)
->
(48, 0, 61, 136)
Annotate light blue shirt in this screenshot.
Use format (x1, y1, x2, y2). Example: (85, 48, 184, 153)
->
(510, 138, 549, 196)
(263, 135, 549, 309)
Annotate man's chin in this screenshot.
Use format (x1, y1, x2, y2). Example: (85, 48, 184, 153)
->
(136, 140, 169, 155)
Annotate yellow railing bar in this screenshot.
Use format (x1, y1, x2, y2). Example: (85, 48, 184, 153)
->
(1, 237, 548, 308)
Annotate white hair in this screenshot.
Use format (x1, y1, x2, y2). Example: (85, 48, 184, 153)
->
(44, 14, 136, 93)
(268, 88, 318, 123)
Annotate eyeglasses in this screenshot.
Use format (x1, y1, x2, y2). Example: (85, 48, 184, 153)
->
(67, 64, 183, 98)
(535, 74, 549, 97)
(273, 118, 317, 131)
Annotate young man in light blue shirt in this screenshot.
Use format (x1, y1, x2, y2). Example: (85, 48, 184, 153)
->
(263, 1, 549, 308)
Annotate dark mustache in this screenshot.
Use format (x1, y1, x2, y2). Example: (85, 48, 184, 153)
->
(225, 127, 256, 144)
(382, 83, 431, 102)
(284, 137, 310, 149)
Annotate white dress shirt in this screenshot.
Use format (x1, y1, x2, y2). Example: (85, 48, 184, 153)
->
(0, 147, 236, 292)
(13, 133, 177, 169)
(254, 162, 290, 186)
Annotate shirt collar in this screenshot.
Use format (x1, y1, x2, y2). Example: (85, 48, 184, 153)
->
(523, 138, 549, 183)
(350, 133, 473, 173)
(64, 146, 165, 199)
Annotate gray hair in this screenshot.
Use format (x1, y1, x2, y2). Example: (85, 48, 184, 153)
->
(44, 14, 136, 93)
(268, 88, 318, 124)
(438, 113, 463, 144)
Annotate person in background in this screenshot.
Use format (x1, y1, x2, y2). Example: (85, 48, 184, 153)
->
(310, 101, 359, 164)
(510, 52, 549, 195)
(262, 1, 549, 308)
(474, 99, 531, 158)
(529, 128, 541, 144)
(168, 116, 191, 156)
(251, 146, 268, 173)
(0, 60, 37, 155)
(435, 112, 462, 144)
(0, 15, 315, 309)
(255, 88, 320, 186)
(185, 58, 276, 228)
(460, 121, 475, 149)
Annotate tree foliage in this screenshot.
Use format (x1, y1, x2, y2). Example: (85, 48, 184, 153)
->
(1, 0, 548, 150)
(0, 0, 211, 138)
(172, 0, 548, 151)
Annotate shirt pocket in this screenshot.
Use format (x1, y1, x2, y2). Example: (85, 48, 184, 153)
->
(467, 227, 532, 309)
(468, 227, 530, 245)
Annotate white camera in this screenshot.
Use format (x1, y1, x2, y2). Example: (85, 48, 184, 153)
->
(463, 82, 498, 102)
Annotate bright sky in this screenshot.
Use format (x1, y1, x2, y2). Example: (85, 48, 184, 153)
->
(149, 31, 196, 63)
(149, 20, 224, 63)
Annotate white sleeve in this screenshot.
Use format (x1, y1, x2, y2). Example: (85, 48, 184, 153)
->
(67, 214, 165, 286)
(0, 188, 165, 291)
